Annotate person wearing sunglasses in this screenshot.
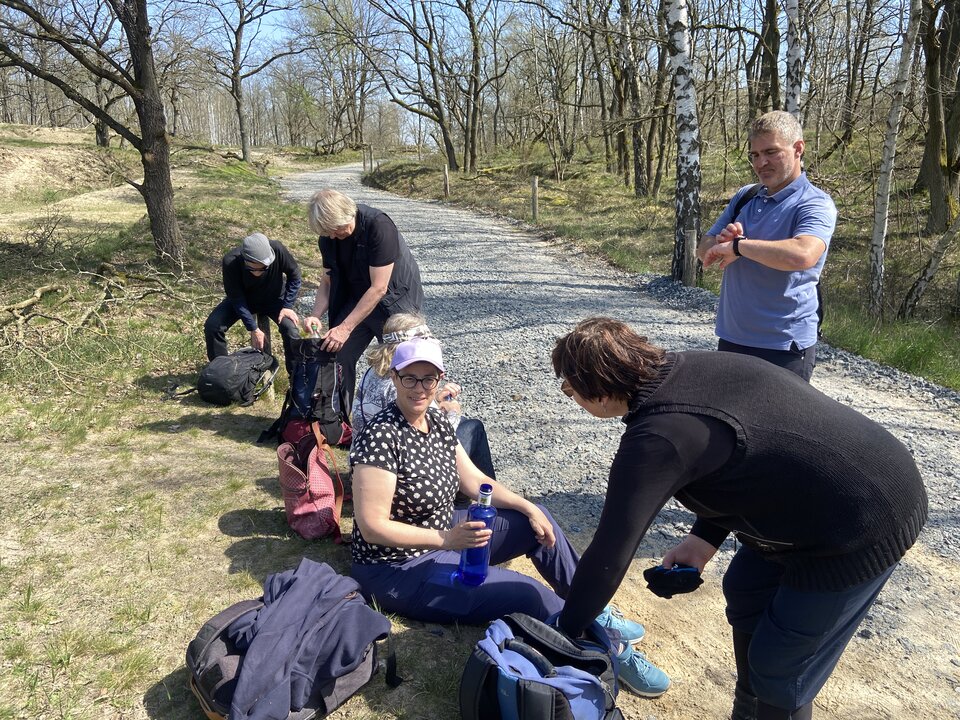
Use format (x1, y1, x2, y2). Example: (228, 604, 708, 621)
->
(349, 337, 671, 698)
(204, 232, 302, 374)
(552, 317, 927, 720)
(352, 313, 495, 488)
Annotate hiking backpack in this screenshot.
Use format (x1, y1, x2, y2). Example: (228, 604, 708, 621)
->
(459, 613, 624, 720)
(185, 560, 399, 720)
(196, 348, 278, 406)
(260, 337, 351, 446)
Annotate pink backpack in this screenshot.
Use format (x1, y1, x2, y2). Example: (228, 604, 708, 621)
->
(276, 423, 347, 543)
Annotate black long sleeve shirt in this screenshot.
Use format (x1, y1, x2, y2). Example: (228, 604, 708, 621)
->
(222, 240, 301, 331)
(558, 351, 927, 637)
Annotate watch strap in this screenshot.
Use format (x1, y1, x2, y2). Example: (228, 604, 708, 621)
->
(732, 235, 745, 256)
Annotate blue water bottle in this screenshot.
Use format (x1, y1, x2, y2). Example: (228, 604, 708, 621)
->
(457, 483, 497, 586)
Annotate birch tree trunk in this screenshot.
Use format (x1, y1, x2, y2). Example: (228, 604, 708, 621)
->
(784, 0, 802, 116)
(870, 0, 923, 319)
(665, 0, 702, 284)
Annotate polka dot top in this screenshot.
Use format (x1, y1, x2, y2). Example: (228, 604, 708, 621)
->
(349, 403, 460, 564)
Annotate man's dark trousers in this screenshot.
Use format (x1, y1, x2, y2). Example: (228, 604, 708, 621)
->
(204, 299, 300, 375)
(718, 339, 816, 382)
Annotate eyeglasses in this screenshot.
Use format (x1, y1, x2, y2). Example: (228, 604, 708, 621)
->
(244, 262, 266, 275)
(560, 379, 574, 397)
(396, 372, 441, 390)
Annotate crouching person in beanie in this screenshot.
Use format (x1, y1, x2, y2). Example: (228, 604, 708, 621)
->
(204, 232, 302, 374)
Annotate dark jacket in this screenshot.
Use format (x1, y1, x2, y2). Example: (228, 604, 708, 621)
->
(222, 240, 301, 331)
(559, 351, 927, 636)
(227, 558, 391, 720)
(319, 204, 423, 324)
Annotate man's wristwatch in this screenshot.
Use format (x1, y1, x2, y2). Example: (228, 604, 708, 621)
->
(732, 235, 746, 257)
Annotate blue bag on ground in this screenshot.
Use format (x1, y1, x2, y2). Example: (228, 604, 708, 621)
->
(459, 613, 624, 720)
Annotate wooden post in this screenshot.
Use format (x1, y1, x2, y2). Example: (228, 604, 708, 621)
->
(443, 165, 450, 198)
(531, 176, 539, 223)
(682, 225, 698, 287)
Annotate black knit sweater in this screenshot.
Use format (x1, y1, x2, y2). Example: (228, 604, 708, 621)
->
(558, 351, 927, 637)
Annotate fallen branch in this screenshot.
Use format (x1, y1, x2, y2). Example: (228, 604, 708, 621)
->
(0, 284, 66, 317)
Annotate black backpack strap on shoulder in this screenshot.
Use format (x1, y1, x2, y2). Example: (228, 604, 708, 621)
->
(731, 183, 762, 221)
(729, 183, 824, 338)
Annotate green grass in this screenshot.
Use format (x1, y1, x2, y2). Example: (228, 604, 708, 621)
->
(370, 149, 960, 390)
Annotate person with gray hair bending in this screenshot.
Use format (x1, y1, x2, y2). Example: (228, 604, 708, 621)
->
(304, 188, 424, 411)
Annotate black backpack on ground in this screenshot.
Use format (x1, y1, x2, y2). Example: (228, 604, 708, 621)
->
(459, 613, 624, 720)
(259, 337, 351, 446)
(185, 560, 400, 720)
(730, 183, 824, 337)
(196, 348, 278, 406)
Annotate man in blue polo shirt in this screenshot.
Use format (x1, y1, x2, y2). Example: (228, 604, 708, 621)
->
(697, 111, 837, 381)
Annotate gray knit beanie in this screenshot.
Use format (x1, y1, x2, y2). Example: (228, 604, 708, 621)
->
(241, 232, 275, 267)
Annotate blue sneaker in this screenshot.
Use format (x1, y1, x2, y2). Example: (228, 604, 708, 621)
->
(595, 604, 645, 645)
(616, 644, 671, 698)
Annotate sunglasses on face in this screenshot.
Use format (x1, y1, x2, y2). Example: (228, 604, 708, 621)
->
(244, 262, 266, 275)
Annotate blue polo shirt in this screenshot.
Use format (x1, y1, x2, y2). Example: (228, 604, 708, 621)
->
(707, 173, 836, 351)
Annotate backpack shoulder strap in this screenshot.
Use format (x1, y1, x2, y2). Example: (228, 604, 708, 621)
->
(243, 353, 279, 407)
(731, 183, 762, 221)
(311, 422, 349, 545)
(258, 388, 296, 445)
(728, 183, 824, 338)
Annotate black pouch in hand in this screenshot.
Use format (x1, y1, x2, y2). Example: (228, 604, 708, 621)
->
(642, 563, 704, 599)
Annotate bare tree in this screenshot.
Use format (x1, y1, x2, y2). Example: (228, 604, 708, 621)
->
(189, 0, 308, 162)
(0, 0, 184, 266)
(870, 0, 923, 318)
(898, 209, 960, 317)
(665, 0, 700, 283)
(915, 0, 960, 233)
(784, 0, 802, 116)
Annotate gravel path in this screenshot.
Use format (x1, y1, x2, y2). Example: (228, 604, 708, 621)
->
(279, 163, 960, 662)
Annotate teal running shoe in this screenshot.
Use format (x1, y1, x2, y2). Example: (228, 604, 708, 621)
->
(616, 644, 671, 698)
(595, 604, 645, 645)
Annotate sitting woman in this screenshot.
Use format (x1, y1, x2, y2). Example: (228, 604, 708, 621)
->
(352, 312, 495, 479)
(349, 337, 670, 698)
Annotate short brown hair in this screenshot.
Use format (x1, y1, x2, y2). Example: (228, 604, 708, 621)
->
(552, 317, 666, 400)
(749, 110, 803, 145)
